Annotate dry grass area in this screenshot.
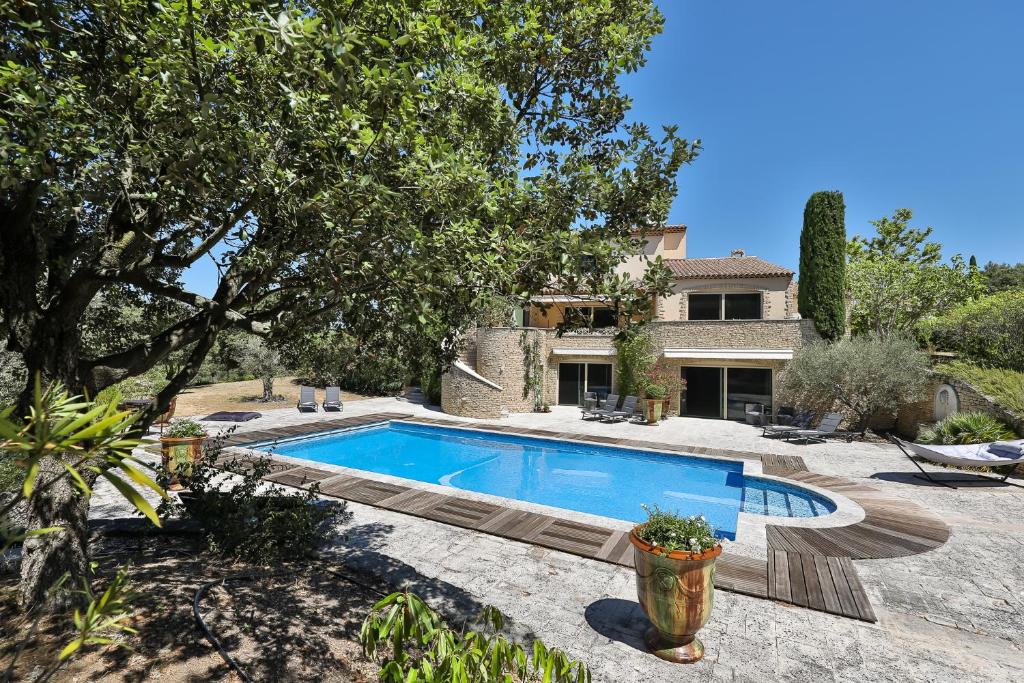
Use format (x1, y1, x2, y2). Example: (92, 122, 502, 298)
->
(173, 377, 370, 417)
(1, 535, 381, 682)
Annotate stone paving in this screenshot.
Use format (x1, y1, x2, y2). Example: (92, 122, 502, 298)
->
(92, 399, 1024, 682)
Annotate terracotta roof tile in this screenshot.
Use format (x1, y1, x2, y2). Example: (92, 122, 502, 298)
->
(631, 224, 687, 237)
(665, 256, 793, 279)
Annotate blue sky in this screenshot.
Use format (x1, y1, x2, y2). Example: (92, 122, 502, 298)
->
(183, 1, 1023, 294)
(626, 1, 1024, 271)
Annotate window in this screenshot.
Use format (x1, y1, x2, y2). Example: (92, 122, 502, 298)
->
(724, 293, 761, 320)
(688, 294, 721, 320)
(592, 306, 618, 328)
(687, 292, 763, 320)
(561, 305, 618, 329)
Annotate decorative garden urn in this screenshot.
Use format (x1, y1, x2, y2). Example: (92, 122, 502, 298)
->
(629, 525, 721, 663)
(159, 436, 205, 491)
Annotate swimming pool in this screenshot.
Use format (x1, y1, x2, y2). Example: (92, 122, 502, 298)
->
(256, 422, 836, 539)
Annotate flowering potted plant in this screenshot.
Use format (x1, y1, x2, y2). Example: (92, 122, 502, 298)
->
(160, 418, 208, 490)
(642, 381, 666, 424)
(630, 505, 722, 663)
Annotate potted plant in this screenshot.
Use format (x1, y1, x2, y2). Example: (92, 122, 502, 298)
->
(160, 418, 208, 490)
(630, 505, 722, 663)
(642, 382, 666, 424)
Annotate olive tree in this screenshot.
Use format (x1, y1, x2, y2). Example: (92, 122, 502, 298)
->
(1, 0, 696, 609)
(779, 335, 930, 433)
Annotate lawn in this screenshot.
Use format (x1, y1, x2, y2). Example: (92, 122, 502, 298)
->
(173, 377, 369, 417)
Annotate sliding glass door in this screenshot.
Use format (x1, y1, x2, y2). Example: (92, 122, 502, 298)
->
(681, 366, 773, 420)
(557, 362, 613, 405)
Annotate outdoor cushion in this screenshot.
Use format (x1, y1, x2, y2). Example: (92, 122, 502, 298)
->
(988, 440, 1024, 457)
(203, 411, 263, 422)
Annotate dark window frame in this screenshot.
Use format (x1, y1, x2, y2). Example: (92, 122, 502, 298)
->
(687, 292, 763, 321)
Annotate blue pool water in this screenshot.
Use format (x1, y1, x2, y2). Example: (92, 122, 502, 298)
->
(258, 422, 836, 539)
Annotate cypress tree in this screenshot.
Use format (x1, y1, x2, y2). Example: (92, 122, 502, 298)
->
(798, 191, 847, 340)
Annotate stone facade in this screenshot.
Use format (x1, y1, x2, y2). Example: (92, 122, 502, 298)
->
(896, 373, 1024, 438)
(441, 320, 819, 419)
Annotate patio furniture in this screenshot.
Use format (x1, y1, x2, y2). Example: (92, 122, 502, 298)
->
(151, 396, 177, 436)
(323, 386, 344, 412)
(762, 408, 815, 438)
(582, 393, 619, 420)
(203, 411, 262, 422)
(606, 395, 639, 422)
(744, 403, 766, 426)
(888, 435, 1024, 488)
(783, 412, 857, 444)
(582, 391, 598, 411)
(297, 386, 318, 412)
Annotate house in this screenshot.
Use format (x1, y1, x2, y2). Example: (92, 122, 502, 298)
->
(442, 225, 818, 420)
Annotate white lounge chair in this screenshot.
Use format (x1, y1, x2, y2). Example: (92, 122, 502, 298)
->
(889, 435, 1024, 488)
(323, 386, 344, 412)
(296, 385, 318, 412)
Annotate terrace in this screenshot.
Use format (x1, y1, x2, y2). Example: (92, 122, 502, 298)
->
(88, 398, 1024, 682)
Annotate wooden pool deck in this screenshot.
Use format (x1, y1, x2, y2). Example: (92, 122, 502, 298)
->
(211, 412, 951, 624)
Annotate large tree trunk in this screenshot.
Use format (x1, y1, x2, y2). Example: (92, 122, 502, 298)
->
(261, 376, 274, 401)
(17, 325, 92, 613)
(19, 459, 93, 611)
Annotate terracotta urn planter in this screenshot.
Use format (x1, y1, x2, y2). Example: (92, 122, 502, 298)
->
(644, 399, 663, 424)
(629, 525, 722, 663)
(159, 436, 205, 491)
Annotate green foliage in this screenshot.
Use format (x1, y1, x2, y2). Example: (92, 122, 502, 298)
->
(285, 329, 409, 395)
(420, 363, 443, 406)
(520, 332, 544, 409)
(614, 328, 655, 398)
(0, 378, 167, 552)
(798, 191, 847, 340)
(847, 209, 985, 337)
(918, 290, 1024, 372)
(59, 566, 137, 661)
(222, 334, 286, 399)
(636, 504, 718, 554)
(163, 419, 208, 439)
(360, 591, 590, 683)
(779, 335, 930, 431)
(93, 368, 167, 405)
(918, 412, 1017, 445)
(169, 444, 345, 565)
(935, 362, 1024, 417)
(640, 357, 681, 401)
(981, 261, 1024, 293)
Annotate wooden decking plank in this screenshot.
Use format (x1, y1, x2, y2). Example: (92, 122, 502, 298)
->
(827, 556, 858, 618)
(813, 555, 842, 615)
(787, 552, 809, 607)
(800, 553, 826, 612)
(597, 531, 631, 562)
(264, 466, 334, 488)
(716, 555, 769, 598)
(836, 557, 876, 622)
(770, 550, 792, 602)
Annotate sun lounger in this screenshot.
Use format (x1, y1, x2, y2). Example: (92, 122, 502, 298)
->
(762, 409, 816, 438)
(606, 395, 639, 422)
(784, 412, 857, 443)
(323, 386, 344, 412)
(889, 435, 1024, 487)
(296, 386, 318, 412)
(582, 394, 618, 420)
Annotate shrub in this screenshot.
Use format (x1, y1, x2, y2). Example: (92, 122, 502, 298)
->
(779, 335, 930, 432)
(936, 361, 1024, 417)
(918, 412, 1017, 445)
(918, 290, 1024, 372)
(163, 419, 208, 439)
(798, 191, 847, 340)
(361, 592, 590, 683)
(636, 504, 718, 554)
(285, 330, 408, 395)
(165, 440, 346, 565)
(614, 327, 655, 398)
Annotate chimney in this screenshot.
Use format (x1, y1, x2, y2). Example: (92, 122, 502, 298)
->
(730, 249, 745, 257)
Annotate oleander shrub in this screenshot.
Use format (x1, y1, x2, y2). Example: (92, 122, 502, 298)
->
(918, 412, 1017, 445)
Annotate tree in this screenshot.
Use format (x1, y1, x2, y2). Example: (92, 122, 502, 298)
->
(918, 290, 1024, 372)
(779, 335, 930, 433)
(798, 191, 847, 340)
(227, 335, 285, 401)
(2, 1, 695, 607)
(847, 209, 984, 337)
(981, 261, 1024, 293)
